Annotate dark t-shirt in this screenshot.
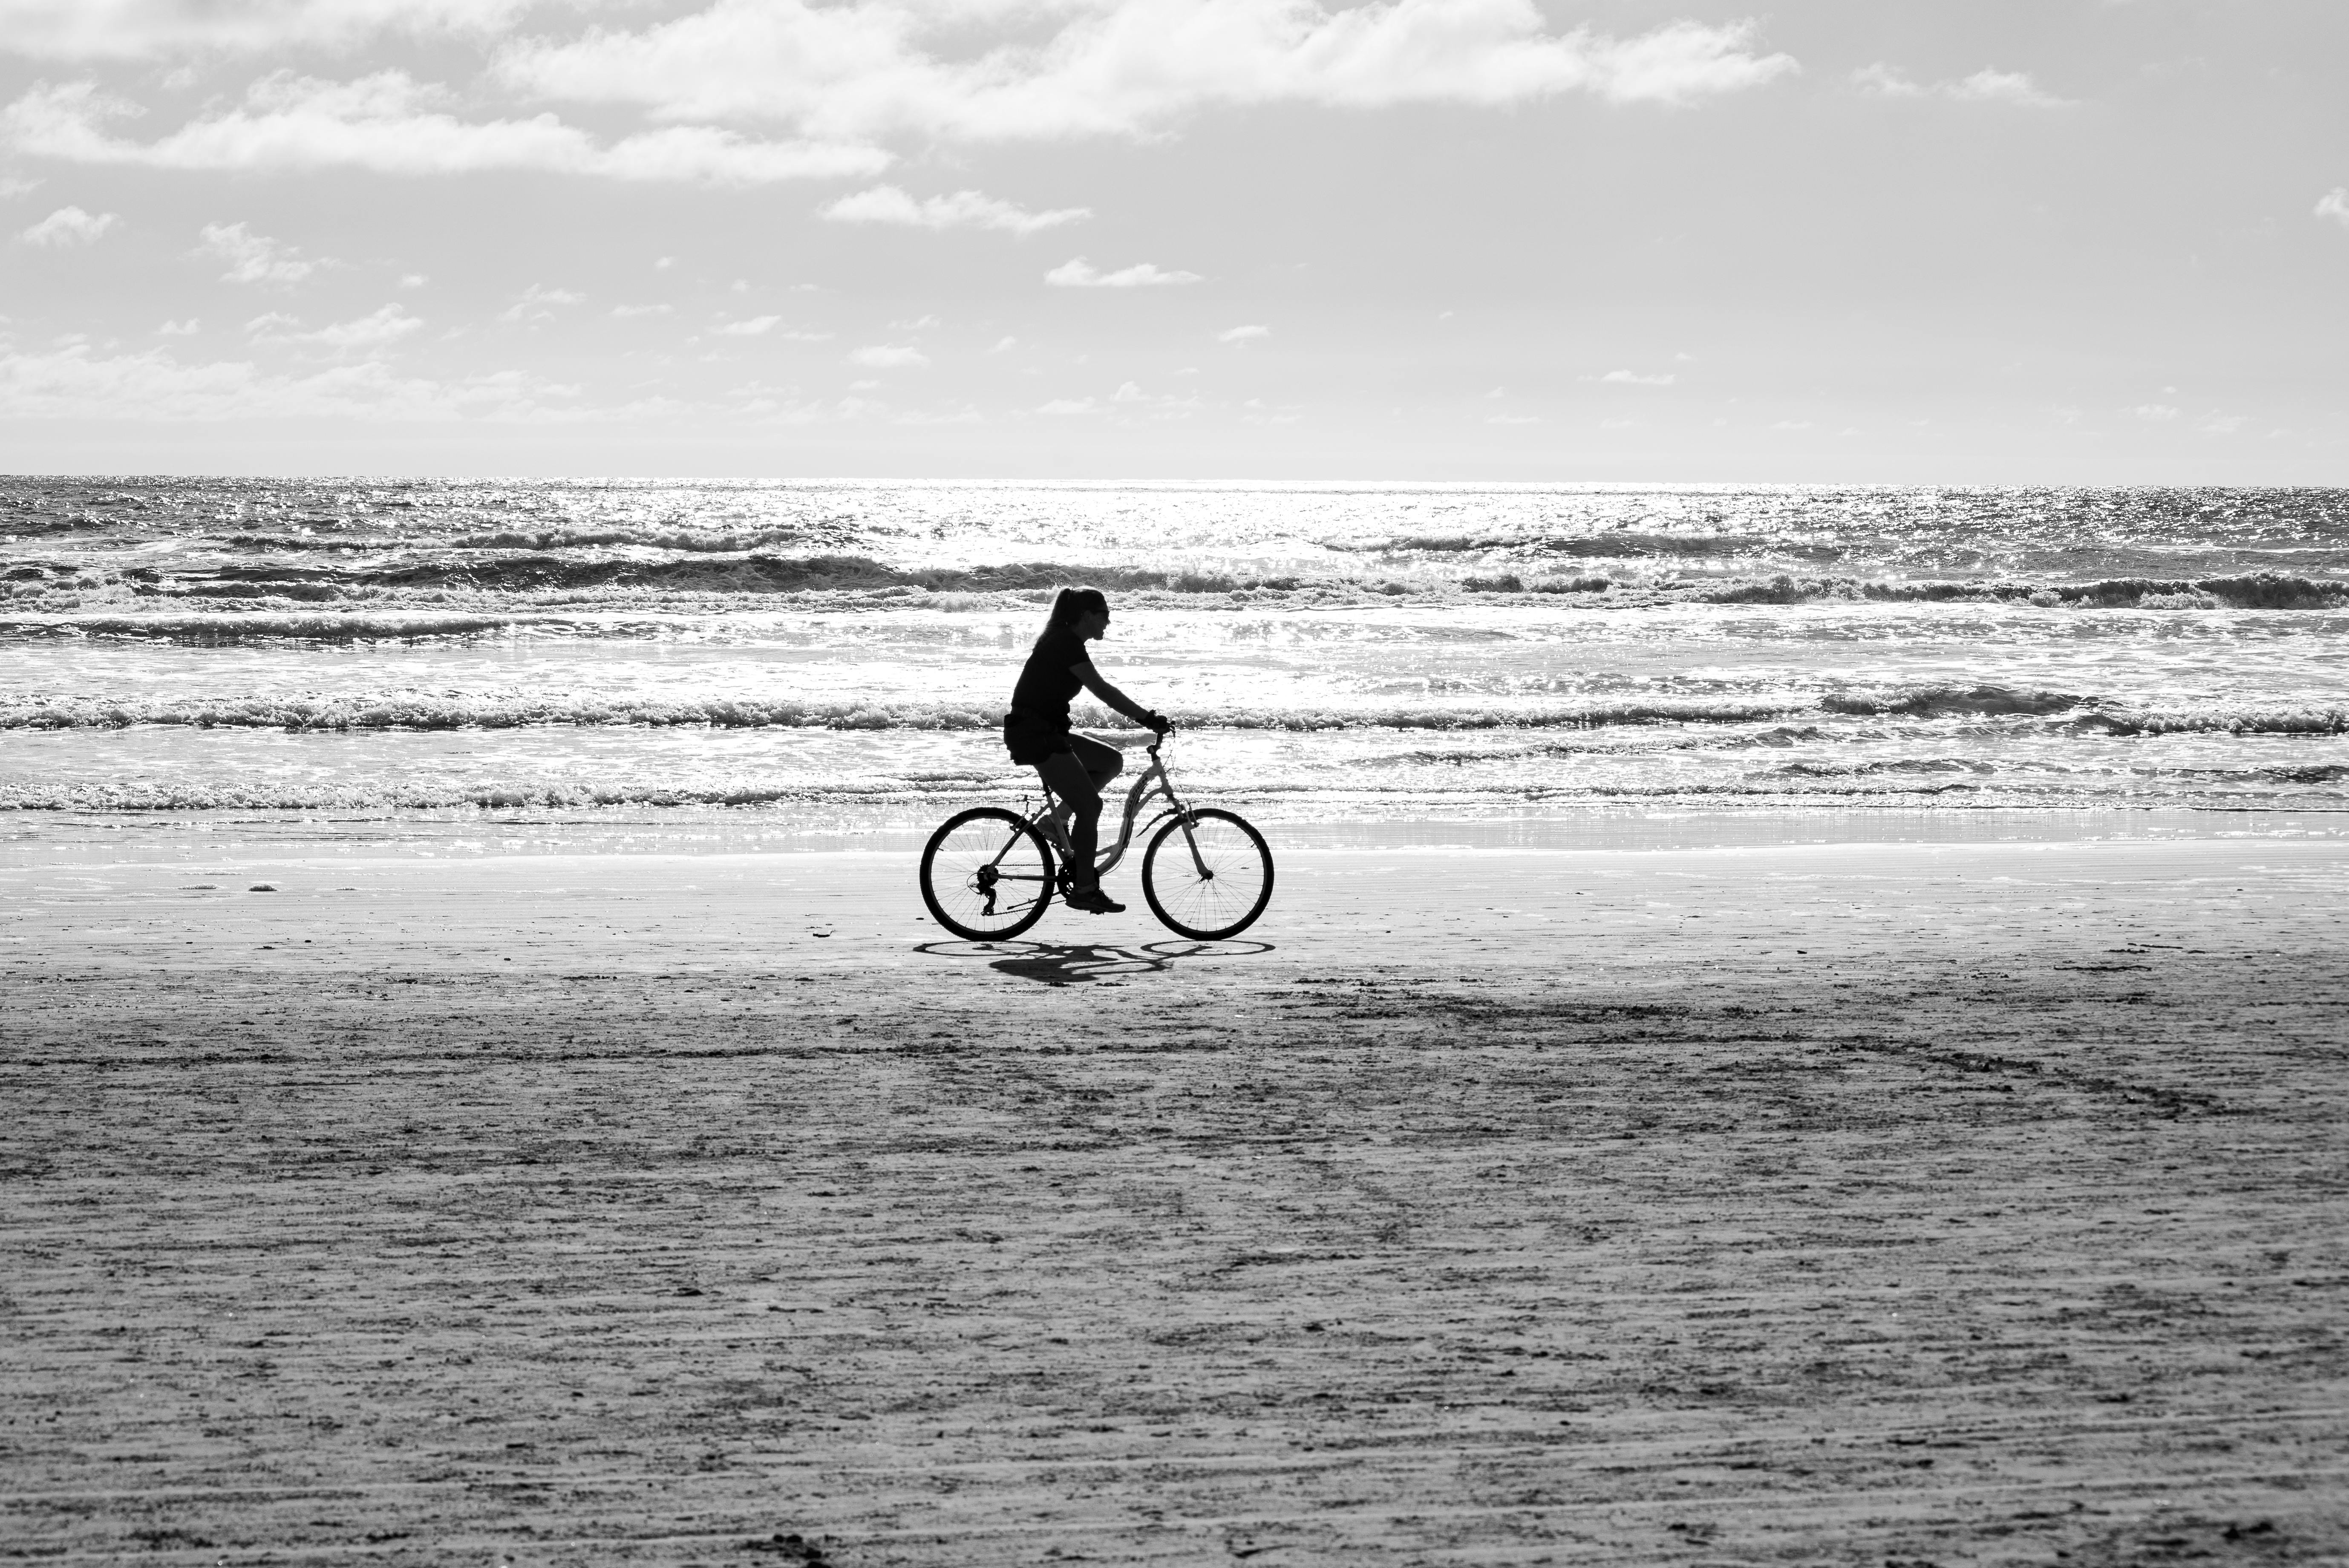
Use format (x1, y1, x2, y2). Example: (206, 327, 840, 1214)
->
(1010, 623, 1089, 727)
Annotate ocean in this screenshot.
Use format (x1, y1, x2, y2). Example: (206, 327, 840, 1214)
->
(3, 478, 2346, 847)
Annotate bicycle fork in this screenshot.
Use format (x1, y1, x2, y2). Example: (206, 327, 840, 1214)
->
(1170, 810, 1213, 880)
(1142, 767, 1217, 881)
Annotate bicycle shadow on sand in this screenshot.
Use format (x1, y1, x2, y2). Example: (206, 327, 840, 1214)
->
(916, 937, 1274, 987)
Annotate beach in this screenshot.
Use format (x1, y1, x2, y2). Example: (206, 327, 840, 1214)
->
(7, 0, 2349, 1548)
(6, 818, 2346, 1565)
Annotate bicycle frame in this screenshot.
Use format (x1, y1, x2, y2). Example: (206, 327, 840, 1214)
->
(1026, 736, 1211, 884)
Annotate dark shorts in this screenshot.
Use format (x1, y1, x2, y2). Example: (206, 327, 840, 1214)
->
(1003, 711, 1075, 767)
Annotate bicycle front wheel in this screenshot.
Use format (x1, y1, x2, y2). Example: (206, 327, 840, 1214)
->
(920, 807, 1057, 940)
(1142, 808, 1274, 940)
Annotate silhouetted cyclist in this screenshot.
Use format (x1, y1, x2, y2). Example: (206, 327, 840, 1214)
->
(1003, 587, 1170, 914)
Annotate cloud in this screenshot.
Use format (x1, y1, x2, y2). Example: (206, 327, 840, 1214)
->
(1099, 381, 1198, 416)
(1037, 397, 1095, 414)
(847, 343, 928, 368)
(0, 343, 317, 419)
(2317, 188, 2349, 228)
(1217, 323, 1270, 343)
(820, 184, 1088, 235)
(1046, 256, 1202, 287)
(1599, 368, 1673, 385)
(0, 174, 40, 196)
(1947, 68, 2067, 107)
(0, 0, 534, 59)
(498, 283, 585, 323)
(2132, 404, 2180, 421)
(18, 203, 114, 245)
(296, 303, 421, 354)
(714, 314, 829, 340)
(0, 75, 890, 184)
(248, 303, 421, 355)
(197, 219, 315, 283)
(1856, 62, 2068, 107)
(988, 335, 1017, 353)
(1850, 62, 1924, 98)
(0, 340, 611, 423)
(496, 2, 1798, 143)
(158, 318, 199, 334)
(1, 5, 1798, 202)
(611, 303, 674, 318)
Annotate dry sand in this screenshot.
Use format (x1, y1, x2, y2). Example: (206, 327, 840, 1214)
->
(4, 824, 2347, 1565)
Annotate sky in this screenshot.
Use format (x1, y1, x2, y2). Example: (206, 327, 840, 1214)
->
(0, 0, 2343, 481)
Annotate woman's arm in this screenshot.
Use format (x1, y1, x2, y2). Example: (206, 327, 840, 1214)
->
(1073, 659, 1167, 730)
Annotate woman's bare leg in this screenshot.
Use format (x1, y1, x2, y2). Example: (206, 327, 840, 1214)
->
(1069, 733, 1124, 793)
(1036, 751, 1104, 889)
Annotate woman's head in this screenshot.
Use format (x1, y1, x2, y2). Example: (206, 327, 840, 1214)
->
(1048, 586, 1110, 630)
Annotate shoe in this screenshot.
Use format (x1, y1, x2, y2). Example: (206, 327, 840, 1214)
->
(1065, 885, 1125, 914)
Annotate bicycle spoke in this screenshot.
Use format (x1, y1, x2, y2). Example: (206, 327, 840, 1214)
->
(1142, 809, 1273, 940)
(920, 808, 1056, 940)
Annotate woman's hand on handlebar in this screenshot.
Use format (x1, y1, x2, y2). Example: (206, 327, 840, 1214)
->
(1144, 711, 1173, 736)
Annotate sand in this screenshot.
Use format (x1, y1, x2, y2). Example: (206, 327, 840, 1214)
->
(4, 824, 2348, 1565)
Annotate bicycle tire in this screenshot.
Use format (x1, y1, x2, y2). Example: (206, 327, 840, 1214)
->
(920, 807, 1057, 940)
(1141, 808, 1274, 940)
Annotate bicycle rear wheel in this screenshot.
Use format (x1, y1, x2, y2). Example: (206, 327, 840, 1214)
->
(1142, 808, 1274, 940)
(920, 807, 1057, 940)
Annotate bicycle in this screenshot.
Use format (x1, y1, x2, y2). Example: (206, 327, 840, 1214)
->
(919, 730, 1274, 943)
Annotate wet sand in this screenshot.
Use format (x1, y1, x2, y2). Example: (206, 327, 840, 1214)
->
(4, 830, 2348, 1565)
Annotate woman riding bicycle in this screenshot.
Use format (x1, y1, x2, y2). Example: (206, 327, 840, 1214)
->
(1004, 587, 1170, 914)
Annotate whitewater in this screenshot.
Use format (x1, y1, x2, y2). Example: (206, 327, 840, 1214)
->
(2, 477, 2345, 821)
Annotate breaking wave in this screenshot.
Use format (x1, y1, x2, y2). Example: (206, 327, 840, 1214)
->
(0, 695, 1819, 733)
(1821, 686, 2349, 735)
(1, 612, 530, 643)
(0, 779, 995, 813)
(1824, 685, 2086, 719)
(1700, 572, 2349, 609)
(1334, 530, 1836, 561)
(9, 539, 2348, 622)
(8, 677, 2345, 740)
(2, 555, 1309, 612)
(0, 695, 1005, 732)
(2078, 708, 2349, 737)
(214, 525, 862, 554)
